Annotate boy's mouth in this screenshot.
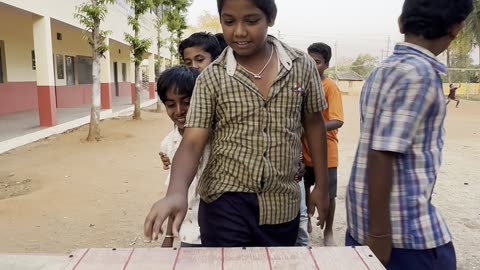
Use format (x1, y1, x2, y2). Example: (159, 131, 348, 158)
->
(235, 41, 250, 48)
(176, 118, 186, 125)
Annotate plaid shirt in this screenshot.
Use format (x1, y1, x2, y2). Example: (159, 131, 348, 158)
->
(346, 43, 452, 249)
(186, 36, 327, 225)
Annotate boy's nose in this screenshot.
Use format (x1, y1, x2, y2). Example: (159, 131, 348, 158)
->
(234, 23, 247, 37)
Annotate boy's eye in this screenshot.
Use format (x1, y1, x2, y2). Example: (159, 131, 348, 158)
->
(165, 103, 175, 108)
(247, 19, 259, 25)
(223, 19, 234, 25)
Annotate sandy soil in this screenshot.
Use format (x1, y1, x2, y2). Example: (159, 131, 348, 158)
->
(0, 97, 478, 269)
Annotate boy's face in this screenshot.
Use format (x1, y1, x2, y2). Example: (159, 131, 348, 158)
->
(163, 89, 190, 130)
(309, 52, 329, 77)
(220, 0, 275, 57)
(183, 46, 213, 72)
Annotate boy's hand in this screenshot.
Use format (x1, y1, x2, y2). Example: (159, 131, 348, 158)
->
(295, 160, 306, 182)
(159, 152, 171, 170)
(308, 186, 329, 229)
(367, 235, 392, 265)
(144, 193, 188, 242)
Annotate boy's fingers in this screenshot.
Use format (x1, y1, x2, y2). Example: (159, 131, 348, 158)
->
(144, 212, 156, 242)
(172, 214, 183, 238)
(152, 216, 166, 241)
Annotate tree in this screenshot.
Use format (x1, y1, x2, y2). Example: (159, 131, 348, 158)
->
(152, 0, 167, 112)
(188, 11, 222, 34)
(163, 0, 191, 64)
(125, 0, 153, 120)
(75, 0, 114, 141)
(351, 54, 378, 78)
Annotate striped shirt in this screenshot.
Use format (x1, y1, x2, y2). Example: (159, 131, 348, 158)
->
(185, 36, 327, 225)
(346, 43, 452, 249)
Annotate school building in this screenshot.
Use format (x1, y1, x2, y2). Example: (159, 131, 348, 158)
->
(0, 0, 171, 128)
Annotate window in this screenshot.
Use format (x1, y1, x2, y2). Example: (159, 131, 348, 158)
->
(65, 56, 75, 86)
(0, 41, 6, 83)
(77, 55, 93, 84)
(122, 63, 127, 82)
(56, 54, 64, 79)
(31, 50, 36, 70)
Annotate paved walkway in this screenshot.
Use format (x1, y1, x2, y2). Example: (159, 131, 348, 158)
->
(0, 91, 157, 153)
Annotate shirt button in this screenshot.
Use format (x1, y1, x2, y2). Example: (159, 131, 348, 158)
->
(263, 127, 267, 133)
(263, 152, 267, 157)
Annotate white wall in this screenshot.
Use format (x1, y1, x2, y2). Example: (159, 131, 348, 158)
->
(0, 5, 36, 82)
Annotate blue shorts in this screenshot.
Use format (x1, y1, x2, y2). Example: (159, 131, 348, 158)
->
(345, 232, 456, 270)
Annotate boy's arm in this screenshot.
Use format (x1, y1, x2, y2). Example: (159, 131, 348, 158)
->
(325, 82, 344, 131)
(366, 150, 393, 264)
(144, 73, 216, 242)
(303, 112, 329, 228)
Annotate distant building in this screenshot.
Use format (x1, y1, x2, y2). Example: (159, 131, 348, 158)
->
(0, 0, 171, 126)
(332, 71, 365, 95)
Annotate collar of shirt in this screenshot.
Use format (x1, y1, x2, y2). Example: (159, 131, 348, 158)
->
(216, 35, 301, 77)
(393, 42, 447, 76)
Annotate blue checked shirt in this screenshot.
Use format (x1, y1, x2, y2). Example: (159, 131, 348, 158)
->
(346, 43, 452, 249)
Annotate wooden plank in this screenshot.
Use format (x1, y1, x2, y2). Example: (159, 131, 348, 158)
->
(173, 248, 222, 270)
(0, 253, 69, 270)
(352, 246, 385, 270)
(268, 247, 318, 270)
(311, 246, 381, 270)
(223, 248, 270, 270)
(62, 248, 133, 270)
(123, 248, 178, 270)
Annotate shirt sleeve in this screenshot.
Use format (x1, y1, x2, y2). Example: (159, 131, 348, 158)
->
(303, 56, 327, 114)
(185, 71, 217, 129)
(371, 69, 437, 154)
(325, 80, 344, 122)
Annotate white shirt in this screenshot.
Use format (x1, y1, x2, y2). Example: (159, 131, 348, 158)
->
(160, 128, 210, 244)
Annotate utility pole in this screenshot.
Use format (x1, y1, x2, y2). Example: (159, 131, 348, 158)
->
(386, 35, 391, 57)
(277, 30, 281, 40)
(335, 41, 338, 84)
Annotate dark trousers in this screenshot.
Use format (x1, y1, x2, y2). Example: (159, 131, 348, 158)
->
(198, 192, 300, 247)
(345, 232, 456, 270)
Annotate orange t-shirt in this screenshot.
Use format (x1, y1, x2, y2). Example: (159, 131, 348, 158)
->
(302, 78, 344, 168)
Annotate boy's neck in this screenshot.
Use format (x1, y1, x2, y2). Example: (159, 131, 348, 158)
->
(320, 73, 327, 81)
(235, 42, 273, 69)
(404, 35, 445, 56)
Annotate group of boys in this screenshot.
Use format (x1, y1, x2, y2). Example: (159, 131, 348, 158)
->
(144, 0, 473, 269)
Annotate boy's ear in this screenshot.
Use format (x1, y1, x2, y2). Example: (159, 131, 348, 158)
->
(398, 16, 405, 34)
(449, 21, 465, 39)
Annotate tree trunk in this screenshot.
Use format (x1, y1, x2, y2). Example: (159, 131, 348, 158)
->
(87, 23, 101, 141)
(446, 48, 451, 83)
(133, 63, 142, 119)
(156, 15, 162, 113)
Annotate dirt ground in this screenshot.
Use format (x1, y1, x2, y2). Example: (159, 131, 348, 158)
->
(0, 96, 478, 269)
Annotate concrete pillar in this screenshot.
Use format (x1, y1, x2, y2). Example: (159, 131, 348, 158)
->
(100, 39, 112, 110)
(148, 53, 155, 100)
(130, 52, 135, 104)
(33, 16, 57, 127)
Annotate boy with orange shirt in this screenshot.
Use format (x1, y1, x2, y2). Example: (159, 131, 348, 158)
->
(303, 42, 344, 246)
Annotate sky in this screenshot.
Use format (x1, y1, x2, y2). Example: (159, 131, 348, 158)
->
(186, 0, 407, 65)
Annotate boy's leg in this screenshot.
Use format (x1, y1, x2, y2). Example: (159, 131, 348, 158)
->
(198, 193, 255, 247)
(386, 242, 456, 270)
(455, 98, 460, 108)
(324, 168, 338, 246)
(303, 166, 315, 233)
(295, 179, 310, 246)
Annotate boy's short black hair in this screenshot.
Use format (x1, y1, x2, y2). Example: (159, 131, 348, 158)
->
(400, 0, 473, 39)
(156, 66, 200, 103)
(214, 33, 228, 51)
(217, 0, 277, 22)
(307, 42, 332, 64)
(178, 32, 222, 62)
